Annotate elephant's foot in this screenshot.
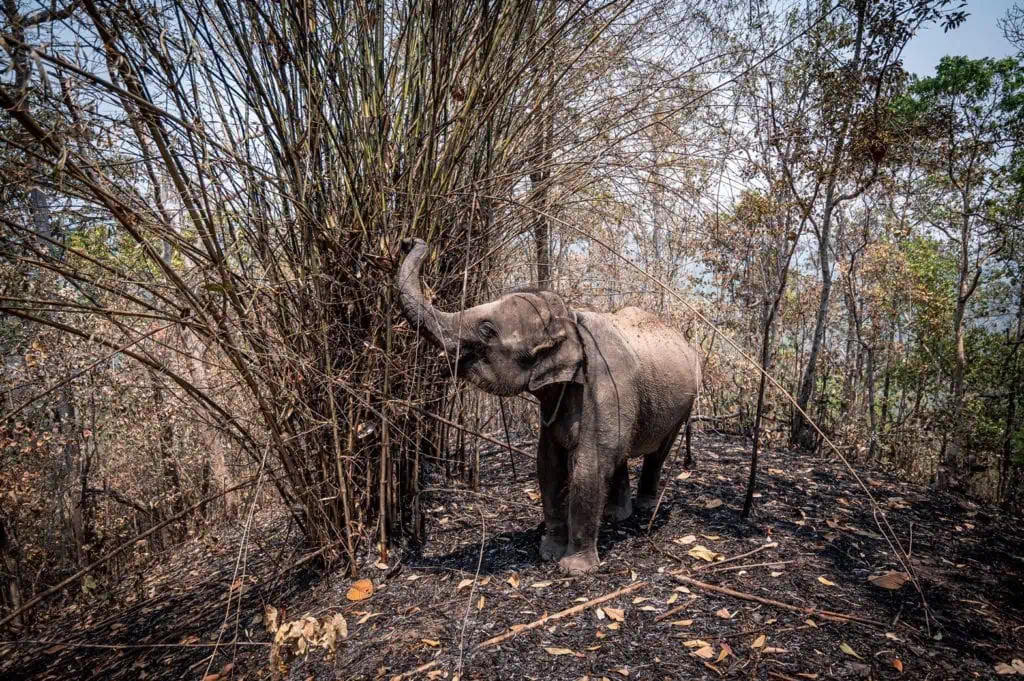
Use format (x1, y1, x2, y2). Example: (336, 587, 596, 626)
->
(558, 548, 599, 575)
(539, 534, 567, 561)
(603, 496, 633, 522)
(636, 494, 659, 512)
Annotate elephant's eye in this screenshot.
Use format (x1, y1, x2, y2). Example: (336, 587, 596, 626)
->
(477, 320, 497, 341)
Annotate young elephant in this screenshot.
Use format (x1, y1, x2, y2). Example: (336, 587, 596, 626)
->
(395, 238, 701, 574)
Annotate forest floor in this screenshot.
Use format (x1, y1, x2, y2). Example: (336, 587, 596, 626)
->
(2, 431, 1023, 680)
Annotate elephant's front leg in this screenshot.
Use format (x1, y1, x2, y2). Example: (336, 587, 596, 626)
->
(559, 444, 615, 575)
(537, 433, 568, 561)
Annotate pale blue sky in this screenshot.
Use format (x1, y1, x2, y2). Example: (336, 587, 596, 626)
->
(902, 0, 1019, 76)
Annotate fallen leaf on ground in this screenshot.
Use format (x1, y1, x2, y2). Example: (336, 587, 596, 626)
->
(687, 545, 722, 562)
(675, 535, 697, 545)
(705, 498, 724, 510)
(607, 622, 620, 630)
(751, 634, 766, 649)
(346, 579, 374, 602)
(477, 596, 485, 610)
(683, 639, 710, 648)
(670, 619, 694, 627)
(763, 647, 788, 654)
(893, 658, 904, 673)
(596, 607, 606, 620)
(456, 578, 474, 592)
(531, 581, 553, 589)
(677, 471, 692, 480)
(508, 573, 520, 589)
(667, 593, 678, 605)
(421, 639, 440, 647)
(715, 608, 731, 619)
(544, 647, 576, 656)
(612, 667, 629, 677)
(817, 576, 837, 587)
(631, 597, 648, 604)
(525, 489, 542, 501)
(691, 645, 715, 659)
(840, 642, 863, 660)
(868, 571, 910, 590)
(604, 607, 625, 622)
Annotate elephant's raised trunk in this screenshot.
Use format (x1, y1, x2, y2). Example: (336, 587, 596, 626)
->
(395, 238, 460, 353)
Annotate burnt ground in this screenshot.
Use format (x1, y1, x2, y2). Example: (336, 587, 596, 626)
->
(3, 431, 1024, 680)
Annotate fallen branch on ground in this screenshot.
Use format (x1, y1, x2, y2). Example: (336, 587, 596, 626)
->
(704, 559, 796, 574)
(692, 542, 778, 572)
(672, 575, 884, 628)
(390, 660, 440, 681)
(473, 581, 647, 651)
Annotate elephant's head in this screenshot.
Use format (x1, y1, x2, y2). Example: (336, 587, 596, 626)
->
(395, 238, 584, 396)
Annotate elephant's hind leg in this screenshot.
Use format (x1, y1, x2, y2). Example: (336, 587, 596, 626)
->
(637, 421, 684, 511)
(603, 460, 633, 522)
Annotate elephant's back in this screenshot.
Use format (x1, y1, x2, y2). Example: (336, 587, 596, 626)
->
(608, 307, 702, 427)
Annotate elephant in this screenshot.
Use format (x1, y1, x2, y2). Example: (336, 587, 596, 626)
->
(395, 238, 701, 574)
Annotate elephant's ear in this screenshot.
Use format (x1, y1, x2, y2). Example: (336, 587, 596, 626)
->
(527, 316, 585, 392)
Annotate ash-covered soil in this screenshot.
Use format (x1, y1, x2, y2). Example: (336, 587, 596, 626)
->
(4, 432, 1023, 680)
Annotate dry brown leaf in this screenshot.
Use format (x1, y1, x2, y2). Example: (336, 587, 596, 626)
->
(525, 489, 542, 501)
(264, 605, 279, 633)
(670, 619, 694, 627)
(667, 593, 678, 605)
(995, 663, 1017, 675)
(715, 608, 731, 619)
(675, 534, 697, 545)
(346, 578, 374, 602)
(676, 471, 692, 480)
(893, 658, 904, 673)
(763, 647, 788, 654)
(817, 576, 837, 587)
(687, 545, 721, 562)
(456, 578, 474, 592)
(531, 580, 553, 589)
(691, 645, 715, 659)
(868, 571, 910, 590)
(545, 647, 576, 656)
(839, 642, 862, 660)
(477, 596, 485, 610)
(421, 639, 441, 647)
(705, 498, 724, 510)
(683, 639, 710, 648)
(508, 573, 520, 589)
(1014, 660, 1024, 673)
(596, 607, 606, 620)
(607, 622, 620, 630)
(751, 634, 766, 649)
(604, 607, 625, 622)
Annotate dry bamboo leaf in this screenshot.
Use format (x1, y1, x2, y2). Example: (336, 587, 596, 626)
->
(691, 645, 715, 659)
(687, 545, 722, 562)
(456, 578, 474, 592)
(477, 596, 485, 610)
(666, 593, 678, 605)
(531, 581, 553, 589)
(751, 634, 766, 649)
(421, 639, 441, 647)
(868, 571, 910, 590)
(607, 622, 620, 630)
(508, 573, 520, 589)
(346, 578, 374, 602)
(763, 647, 788, 654)
(604, 607, 625, 622)
(675, 535, 697, 545)
(705, 498, 723, 510)
(683, 639, 710, 648)
(714, 608, 730, 619)
(670, 619, 694, 627)
(995, 663, 1017, 675)
(817, 576, 837, 587)
(544, 647, 576, 656)
(839, 642, 863, 660)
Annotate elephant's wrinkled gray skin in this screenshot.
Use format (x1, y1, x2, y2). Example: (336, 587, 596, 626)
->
(395, 238, 701, 575)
